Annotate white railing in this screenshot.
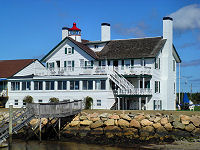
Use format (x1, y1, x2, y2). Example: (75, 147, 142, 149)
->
(0, 90, 7, 97)
(117, 88, 152, 95)
(34, 66, 152, 76)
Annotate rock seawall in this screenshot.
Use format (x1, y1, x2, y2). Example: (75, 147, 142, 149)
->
(62, 111, 200, 144)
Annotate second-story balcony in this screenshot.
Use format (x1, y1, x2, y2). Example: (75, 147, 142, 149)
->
(35, 66, 152, 76)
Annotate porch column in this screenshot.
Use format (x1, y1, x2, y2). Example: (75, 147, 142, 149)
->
(138, 79, 140, 94)
(143, 77, 145, 89)
(93, 80, 95, 90)
(145, 97, 148, 110)
(118, 97, 120, 110)
(139, 97, 141, 110)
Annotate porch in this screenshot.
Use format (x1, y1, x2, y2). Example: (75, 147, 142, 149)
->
(117, 96, 151, 110)
(34, 66, 152, 76)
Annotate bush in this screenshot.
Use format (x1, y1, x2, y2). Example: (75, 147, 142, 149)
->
(49, 97, 59, 103)
(23, 95, 33, 104)
(85, 96, 93, 109)
(194, 106, 200, 111)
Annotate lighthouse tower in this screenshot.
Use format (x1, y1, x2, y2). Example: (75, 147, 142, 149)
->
(68, 22, 81, 42)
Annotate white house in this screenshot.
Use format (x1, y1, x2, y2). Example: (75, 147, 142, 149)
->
(4, 17, 181, 110)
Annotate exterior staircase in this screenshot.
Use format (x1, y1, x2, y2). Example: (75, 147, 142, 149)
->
(108, 68, 152, 95)
(0, 107, 35, 144)
(108, 68, 134, 91)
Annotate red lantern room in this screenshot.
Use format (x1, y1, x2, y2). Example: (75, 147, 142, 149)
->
(68, 22, 81, 36)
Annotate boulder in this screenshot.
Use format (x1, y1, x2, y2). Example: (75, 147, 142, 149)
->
(91, 127, 103, 135)
(80, 112, 88, 116)
(90, 120, 103, 129)
(153, 117, 161, 123)
(90, 117, 100, 122)
(130, 119, 141, 129)
(99, 113, 109, 118)
(190, 116, 200, 127)
(141, 119, 153, 126)
(79, 116, 87, 121)
(180, 115, 191, 121)
(79, 126, 90, 137)
(123, 127, 138, 136)
(156, 126, 167, 134)
(70, 121, 80, 127)
(164, 123, 173, 131)
(134, 114, 145, 121)
(118, 119, 129, 127)
(104, 119, 115, 126)
(80, 120, 93, 126)
(169, 115, 180, 122)
(185, 123, 196, 132)
(153, 123, 162, 129)
(41, 118, 48, 125)
(140, 126, 154, 137)
(115, 119, 118, 126)
(173, 121, 185, 129)
(73, 115, 80, 121)
(109, 115, 120, 120)
(90, 112, 99, 118)
(160, 117, 168, 125)
(30, 119, 39, 126)
(120, 114, 131, 121)
(192, 128, 200, 136)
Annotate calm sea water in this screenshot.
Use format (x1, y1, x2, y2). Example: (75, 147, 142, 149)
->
(2, 140, 146, 150)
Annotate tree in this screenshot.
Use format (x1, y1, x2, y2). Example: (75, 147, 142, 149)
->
(49, 97, 59, 103)
(23, 95, 33, 104)
(85, 96, 93, 109)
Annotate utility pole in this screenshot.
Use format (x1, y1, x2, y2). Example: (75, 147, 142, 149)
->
(179, 63, 181, 105)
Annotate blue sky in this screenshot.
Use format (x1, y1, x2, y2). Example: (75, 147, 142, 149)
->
(0, 0, 200, 92)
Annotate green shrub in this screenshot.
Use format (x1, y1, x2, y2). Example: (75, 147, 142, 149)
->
(85, 96, 93, 109)
(23, 95, 33, 104)
(194, 106, 200, 111)
(49, 97, 59, 103)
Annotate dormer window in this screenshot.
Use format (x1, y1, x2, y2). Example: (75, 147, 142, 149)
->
(94, 45, 98, 49)
(65, 47, 74, 54)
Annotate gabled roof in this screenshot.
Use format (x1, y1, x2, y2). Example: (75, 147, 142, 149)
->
(41, 37, 98, 62)
(0, 59, 37, 78)
(97, 37, 166, 59)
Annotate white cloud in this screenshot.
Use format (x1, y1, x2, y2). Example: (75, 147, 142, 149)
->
(170, 4, 200, 31)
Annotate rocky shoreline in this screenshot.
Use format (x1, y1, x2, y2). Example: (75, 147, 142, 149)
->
(62, 111, 200, 145)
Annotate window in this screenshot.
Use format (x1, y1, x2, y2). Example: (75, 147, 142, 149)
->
(155, 81, 160, 93)
(46, 81, 55, 90)
(23, 100, 26, 106)
(38, 100, 43, 103)
(48, 62, 55, 68)
(22, 81, 31, 90)
(70, 81, 79, 90)
(14, 100, 18, 106)
(94, 45, 98, 49)
(121, 60, 124, 66)
(85, 61, 94, 68)
(155, 58, 160, 69)
(80, 59, 84, 67)
(58, 81, 67, 90)
(97, 100, 101, 106)
(64, 61, 75, 70)
(153, 100, 162, 110)
(145, 81, 150, 88)
(83, 80, 93, 90)
(65, 47, 74, 54)
(174, 82, 175, 94)
(173, 60, 175, 71)
(102, 60, 106, 66)
(95, 80, 106, 90)
(125, 60, 130, 66)
(34, 81, 43, 90)
(11, 82, 20, 91)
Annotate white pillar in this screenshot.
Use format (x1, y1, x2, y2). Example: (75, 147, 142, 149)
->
(67, 81, 70, 90)
(118, 97, 120, 110)
(55, 81, 58, 91)
(93, 80, 95, 90)
(145, 97, 148, 110)
(143, 77, 145, 89)
(139, 97, 141, 110)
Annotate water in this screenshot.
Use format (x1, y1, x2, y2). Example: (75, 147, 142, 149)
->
(1, 140, 144, 150)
